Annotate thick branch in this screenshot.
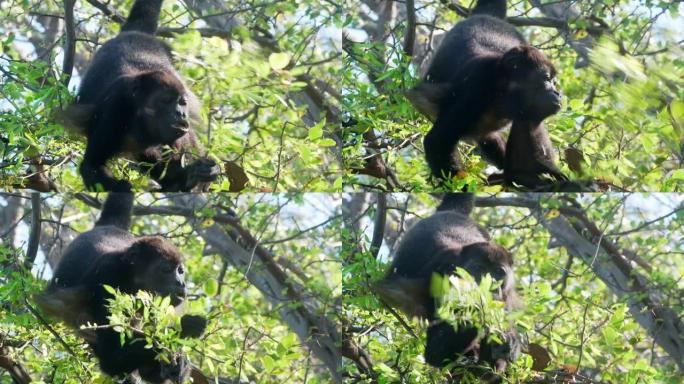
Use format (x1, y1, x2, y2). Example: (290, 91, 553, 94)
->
(0, 346, 31, 384)
(61, 0, 76, 87)
(480, 195, 684, 372)
(25, 193, 41, 269)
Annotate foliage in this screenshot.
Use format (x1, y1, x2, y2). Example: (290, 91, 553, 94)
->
(435, 270, 510, 343)
(342, 1, 684, 192)
(342, 193, 684, 383)
(0, 0, 342, 192)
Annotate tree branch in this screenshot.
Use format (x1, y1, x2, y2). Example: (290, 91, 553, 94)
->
(25, 193, 41, 269)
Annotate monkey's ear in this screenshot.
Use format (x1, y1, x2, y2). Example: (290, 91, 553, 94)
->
(34, 286, 93, 328)
(123, 237, 161, 263)
(462, 242, 513, 265)
(373, 277, 430, 318)
(124, 237, 182, 268)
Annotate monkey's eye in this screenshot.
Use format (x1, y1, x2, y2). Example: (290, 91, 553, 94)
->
(160, 94, 177, 104)
(178, 265, 185, 275)
(178, 96, 187, 106)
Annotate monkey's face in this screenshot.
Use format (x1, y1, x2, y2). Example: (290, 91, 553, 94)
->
(500, 47, 562, 122)
(146, 258, 187, 306)
(508, 69, 562, 121)
(141, 87, 191, 144)
(457, 242, 514, 300)
(127, 238, 188, 306)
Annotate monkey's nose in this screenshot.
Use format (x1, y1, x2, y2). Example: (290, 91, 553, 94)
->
(175, 108, 187, 120)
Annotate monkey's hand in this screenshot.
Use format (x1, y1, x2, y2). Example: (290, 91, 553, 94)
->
(184, 158, 220, 190)
(159, 352, 191, 383)
(180, 314, 207, 339)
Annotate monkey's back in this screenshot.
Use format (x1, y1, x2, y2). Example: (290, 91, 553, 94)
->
(389, 211, 490, 278)
(52, 226, 134, 288)
(78, 32, 175, 104)
(426, 15, 525, 84)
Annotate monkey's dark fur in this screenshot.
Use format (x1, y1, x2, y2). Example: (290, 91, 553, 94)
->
(409, 0, 569, 190)
(375, 194, 520, 378)
(63, 0, 219, 192)
(36, 193, 206, 383)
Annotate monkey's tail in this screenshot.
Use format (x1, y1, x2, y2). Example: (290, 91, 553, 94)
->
(436, 193, 475, 215)
(120, 0, 164, 35)
(95, 193, 134, 230)
(471, 0, 507, 19)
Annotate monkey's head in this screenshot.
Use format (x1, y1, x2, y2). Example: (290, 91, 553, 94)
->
(499, 45, 562, 122)
(125, 237, 188, 306)
(457, 242, 515, 300)
(134, 71, 195, 145)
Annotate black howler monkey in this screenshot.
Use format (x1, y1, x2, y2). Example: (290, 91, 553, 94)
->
(36, 193, 206, 384)
(375, 194, 520, 378)
(62, 0, 219, 192)
(408, 0, 568, 190)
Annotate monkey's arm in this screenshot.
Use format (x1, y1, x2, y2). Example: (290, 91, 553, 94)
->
(79, 81, 134, 192)
(423, 59, 499, 179)
(425, 321, 479, 367)
(81, 131, 130, 192)
(94, 328, 190, 383)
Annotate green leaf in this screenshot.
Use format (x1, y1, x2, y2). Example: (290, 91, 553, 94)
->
(281, 333, 298, 349)
(308, 121, 324, 141)
(318, 138, 337, 147)
(268, 52, 290, 70)
(204, 279, 218, 296)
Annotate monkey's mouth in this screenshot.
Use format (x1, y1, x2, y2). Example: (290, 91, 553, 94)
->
(170, 293, 186, 306)
(171, 121, 190, 133)
(169, 287, 187, 306)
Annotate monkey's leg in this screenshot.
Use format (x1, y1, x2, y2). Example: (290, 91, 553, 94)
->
(478, 132, 506, 169)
